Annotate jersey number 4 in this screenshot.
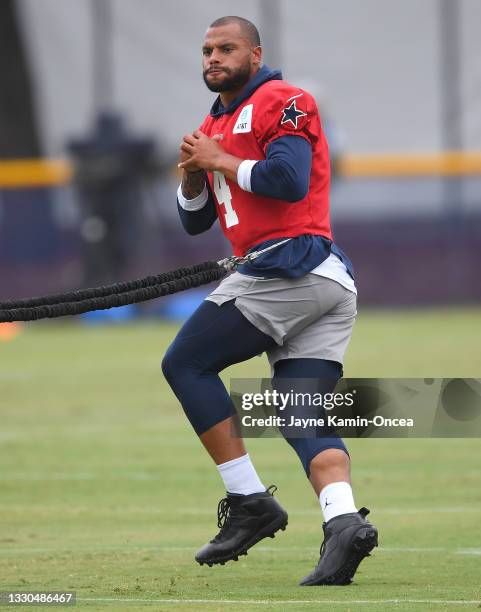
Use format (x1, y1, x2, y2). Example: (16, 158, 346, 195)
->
(213, 171, 239, 228)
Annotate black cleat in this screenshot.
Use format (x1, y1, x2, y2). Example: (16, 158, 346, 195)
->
(300, 507, 378, 586)
(195, 485, 288, 566)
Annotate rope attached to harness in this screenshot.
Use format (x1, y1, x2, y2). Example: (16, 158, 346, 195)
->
(0, 239, 291, 323)
(0, 262, 226, 323)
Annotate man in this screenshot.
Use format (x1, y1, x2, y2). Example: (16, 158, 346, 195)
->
(162, 16, 378, 586)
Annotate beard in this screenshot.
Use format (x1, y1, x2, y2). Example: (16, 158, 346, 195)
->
(203, 61, 252, 93)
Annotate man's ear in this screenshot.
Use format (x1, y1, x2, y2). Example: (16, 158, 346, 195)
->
(252, 45, 262, 66)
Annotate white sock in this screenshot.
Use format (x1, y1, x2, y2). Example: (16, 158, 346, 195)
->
(217, 454, 265, 495)
(319, 481, 357, 522)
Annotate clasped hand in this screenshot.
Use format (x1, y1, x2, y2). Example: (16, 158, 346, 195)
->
(178, 130, 224, 173)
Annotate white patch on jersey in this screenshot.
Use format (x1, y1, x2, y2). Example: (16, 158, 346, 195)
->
(233, 104, 253, 133)
(286, 93, 304, 102)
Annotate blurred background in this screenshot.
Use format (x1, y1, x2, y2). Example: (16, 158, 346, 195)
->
(1, 3, 481, 602)
(1, 0, 480, 318)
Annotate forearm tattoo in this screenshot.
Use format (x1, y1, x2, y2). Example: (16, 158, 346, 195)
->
(181, 170, 207, 199)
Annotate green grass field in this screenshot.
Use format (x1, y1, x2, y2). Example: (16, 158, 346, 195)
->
(1, 308, 481, 611)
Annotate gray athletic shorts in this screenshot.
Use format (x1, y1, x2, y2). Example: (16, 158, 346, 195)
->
(205, 272, 357, 368)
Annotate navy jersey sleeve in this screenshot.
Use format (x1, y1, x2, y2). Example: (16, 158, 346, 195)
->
(250, 135, 312, 203)
(176, 181, 218, 235)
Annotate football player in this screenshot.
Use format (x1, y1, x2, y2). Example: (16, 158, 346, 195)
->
(162, 15, 378, 585)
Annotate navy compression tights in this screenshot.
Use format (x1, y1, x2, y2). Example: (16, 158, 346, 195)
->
(161, 299, 348, 476)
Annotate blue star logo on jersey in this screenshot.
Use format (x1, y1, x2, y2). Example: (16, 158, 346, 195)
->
(281, 99, 307, 129)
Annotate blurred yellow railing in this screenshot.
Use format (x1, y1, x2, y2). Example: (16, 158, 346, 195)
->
(1, 152, 481, 188)
(338, 151, 481, 177)
(0, 159, 72, 188)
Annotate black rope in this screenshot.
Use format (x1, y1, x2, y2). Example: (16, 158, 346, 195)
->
(0, 264, 227, 323)
(0, 260, 221, 310)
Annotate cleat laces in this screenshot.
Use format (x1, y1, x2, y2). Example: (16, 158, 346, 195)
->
(318, 524, 328, 559)
(217, 496, 232, 529)
(213, 486, 278, 542)
(212, 496, 237, 542)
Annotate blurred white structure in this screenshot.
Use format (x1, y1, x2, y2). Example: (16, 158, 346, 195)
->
(17, 0, 481, 156)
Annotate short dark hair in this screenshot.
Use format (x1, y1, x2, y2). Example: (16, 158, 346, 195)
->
(209, 16, 261, 47)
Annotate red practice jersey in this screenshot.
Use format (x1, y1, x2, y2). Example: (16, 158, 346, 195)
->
(200, 78, 332, 256)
